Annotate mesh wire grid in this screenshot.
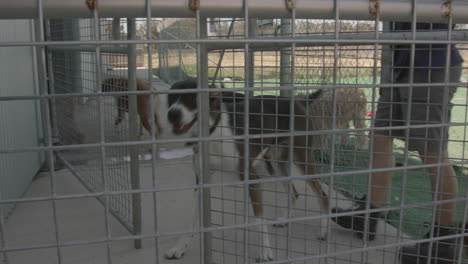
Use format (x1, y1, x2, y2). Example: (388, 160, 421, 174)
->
(0, 2, 468, 264)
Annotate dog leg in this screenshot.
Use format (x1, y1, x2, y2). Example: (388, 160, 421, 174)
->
(354, 99, 368, 150)
(138, 119, 144, 136)
(339, 122, 350, 146)
(307, 180, 329, 240)
(241, 155, 274, 263)
(354, 116, 368, 150)
(249, 183, 274, 263)
(165, 150, 203, 259)
(273, 181, 298, 228)
(296, 145, 329, 240)
(265, 144, 299, 228)
(164, 187, 198, 259)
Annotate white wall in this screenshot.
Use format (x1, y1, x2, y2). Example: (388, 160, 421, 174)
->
(0, 20, 43, 220)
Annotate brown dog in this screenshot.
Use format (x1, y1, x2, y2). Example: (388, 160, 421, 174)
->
(101, 77, 162, 135)
(301, 87, 368, 149)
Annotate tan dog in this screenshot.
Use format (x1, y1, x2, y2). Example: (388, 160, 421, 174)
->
(102, 77, 162, 135)
(301, 87, 368, 150)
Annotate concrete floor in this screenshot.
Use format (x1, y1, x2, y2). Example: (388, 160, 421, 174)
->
(2, 73, 412, 264)
(2, 146, 416, 264)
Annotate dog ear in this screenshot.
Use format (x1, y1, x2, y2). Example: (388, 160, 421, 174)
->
(308, 89, 323, 100)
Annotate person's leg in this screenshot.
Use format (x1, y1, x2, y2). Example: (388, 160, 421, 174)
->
(400, 65, 461, 264)
(332, 85, 401, 240)
(420, 150, 458, 227)
(370, 135, 395, 208)
(400, 150, 459, 264)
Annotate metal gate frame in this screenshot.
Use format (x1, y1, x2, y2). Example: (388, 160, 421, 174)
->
(0, 1, 467, 264)
(46, 17, 143, 248)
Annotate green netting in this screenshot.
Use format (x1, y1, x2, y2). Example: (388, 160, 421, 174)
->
(315, 142, 468, 238)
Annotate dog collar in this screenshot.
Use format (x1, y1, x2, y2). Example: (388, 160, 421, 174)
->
(209, 112, 221, 135)
(185, 112, 221, 147)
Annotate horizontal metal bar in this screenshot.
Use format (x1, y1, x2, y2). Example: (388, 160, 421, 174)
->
(2, 0, 468, 23)
(56, 153, 135, 234)
(1, 121, 467, 154)
(47, 45, 129, 54)
(1, 196, 467, 255)
(0, 159, 467, 206)
(1, 35, 468, 48)
(0, 81, 464, 102)
(206, 30, 468, 51)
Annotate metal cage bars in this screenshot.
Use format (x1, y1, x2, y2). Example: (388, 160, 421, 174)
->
(1, 0, 468, 23)
(0, 0, 468, 264)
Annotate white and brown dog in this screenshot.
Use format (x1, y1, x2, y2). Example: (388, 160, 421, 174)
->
(101, 77, 163, 135)
(164, 80, 330, 262)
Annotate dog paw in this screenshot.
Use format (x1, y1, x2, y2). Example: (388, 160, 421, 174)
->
(165, 236, 192, 259)
(256, 248, 274, 263)
(165, 246, 186, 259)
(317, 230, 327, 241)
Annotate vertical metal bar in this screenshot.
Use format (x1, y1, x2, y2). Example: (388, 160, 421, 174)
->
(363, 10, 383, 263)
(36, 2, 63, 264)
(92, 10, 113, 264)
(211, 18, 236, 86)
(195, 12, 211, 264)
(429, 5, 455, 263)
(35, 20, 54, 181)
(0, 201, 9, 263)
(247, 19, 257, 93)
(178, 20, 183, 81)
(112, 18, 121, 41)
(279, 19, 292, 97)
(395, 1, 418, 261)
(127, 17, 142, 250)
(242, 3, 253, 261)
(457, 185, 468, 264)
(327, 0, 340, 263)
(30, 19, 45, 163)
(44, 20, 59, 141)
(377, 21, 393, 263)
(285, 5, 297, 261)
(286, 7, 296, 258)
(145, 1, 160, 262)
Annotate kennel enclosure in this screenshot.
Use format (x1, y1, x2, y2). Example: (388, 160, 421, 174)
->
(1, 0, 468, 264)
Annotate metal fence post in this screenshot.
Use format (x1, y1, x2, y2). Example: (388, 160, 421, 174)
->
(197, 17, 212, 264)
(280, 19, 292, 97)
(127, 17, 142, 250)
(247, 19, 257, 93)
(112, 18, 121, 41)
(34, 19, 56, 171)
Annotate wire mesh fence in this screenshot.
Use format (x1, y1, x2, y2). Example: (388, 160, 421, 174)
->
(0, 1, 468, 264)
(47, 18, 143, 236)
